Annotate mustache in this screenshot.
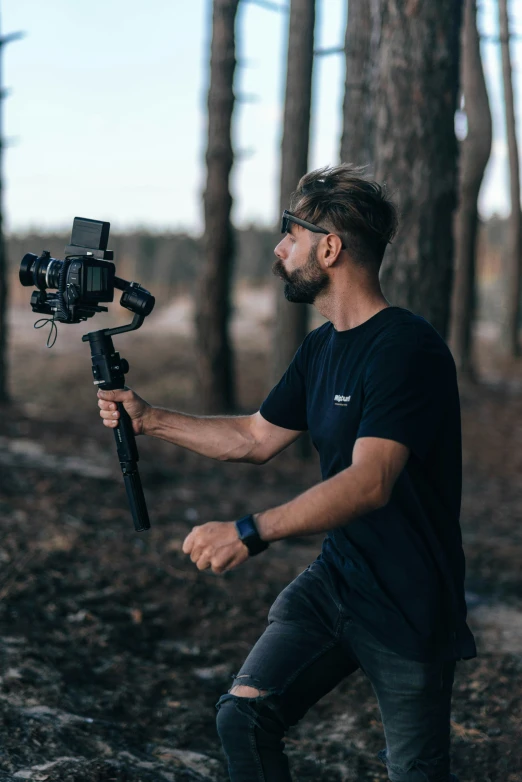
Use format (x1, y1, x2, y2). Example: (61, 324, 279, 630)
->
(271, 259, 291, 281)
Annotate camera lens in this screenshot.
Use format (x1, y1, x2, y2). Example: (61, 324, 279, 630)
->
(19, 253, 39, 286)
(45, 259, 62, 289)
(19, 253, 63, 289)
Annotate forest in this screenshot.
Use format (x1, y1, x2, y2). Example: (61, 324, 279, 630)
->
(0, 1, 521, 780)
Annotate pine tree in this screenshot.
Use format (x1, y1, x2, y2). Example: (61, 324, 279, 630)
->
(196, 0, 240, 412)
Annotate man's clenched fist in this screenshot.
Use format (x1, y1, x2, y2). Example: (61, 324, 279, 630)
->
(182, 521, 249, 574)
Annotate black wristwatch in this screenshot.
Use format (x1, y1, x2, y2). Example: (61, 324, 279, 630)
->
(235, 514, 269, 556)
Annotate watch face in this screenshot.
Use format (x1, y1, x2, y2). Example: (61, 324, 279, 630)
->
(235, 516, 268, 556)
(236, 515, 256, 540)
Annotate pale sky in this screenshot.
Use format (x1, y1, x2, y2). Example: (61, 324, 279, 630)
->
(2, 0, 521, 234)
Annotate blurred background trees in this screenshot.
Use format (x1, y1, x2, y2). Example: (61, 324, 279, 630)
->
(272, 0, 315, 383)
(340, 0, 373, 168)
(450, 0, 493, 379)
(0, 12, 22, 404)
(371, 0, 463, 341)
(498, 0, 522, 358)
(3, 0, 522, 412)
(196, 0, 239, 413)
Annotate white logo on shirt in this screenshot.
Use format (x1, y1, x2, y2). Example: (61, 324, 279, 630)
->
(334, 394, 351, 406)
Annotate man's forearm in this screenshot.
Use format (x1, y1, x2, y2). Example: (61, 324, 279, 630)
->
(255, 463, 387, 541)
(144, 406, 260, 462)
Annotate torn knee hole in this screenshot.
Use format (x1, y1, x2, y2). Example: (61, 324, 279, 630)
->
(230, 684, 269, 698)
(230, 674, 269, 698)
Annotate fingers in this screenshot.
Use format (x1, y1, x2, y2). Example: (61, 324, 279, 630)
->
(183, 529, 213, 571)
(101, 410, 120, 426)
(182, 529, 195, 555)
(98, 399, 120, 427)
(98, 401, 119, 415)
(97, 388, 131, 428)
(97, 388, 131, 403)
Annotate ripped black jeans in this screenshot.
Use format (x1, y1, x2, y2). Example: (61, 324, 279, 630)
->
(216, 560, 460, 782)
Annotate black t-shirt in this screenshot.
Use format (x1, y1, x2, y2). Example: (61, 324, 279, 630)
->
(260, 306, 477, 663)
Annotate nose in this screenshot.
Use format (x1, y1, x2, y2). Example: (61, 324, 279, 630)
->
(274, 238, 286, 260)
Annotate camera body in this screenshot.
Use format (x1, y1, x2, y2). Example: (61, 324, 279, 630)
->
(20, 217, 152, 325)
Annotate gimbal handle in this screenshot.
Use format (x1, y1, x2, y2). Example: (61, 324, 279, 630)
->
(84, 327, 151, 532)
(114, 402, 151, 532)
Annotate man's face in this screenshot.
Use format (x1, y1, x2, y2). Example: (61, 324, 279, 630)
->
(272, 225, 330, 304)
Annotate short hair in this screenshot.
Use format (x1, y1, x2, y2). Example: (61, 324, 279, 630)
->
(290, 164, 398, 269)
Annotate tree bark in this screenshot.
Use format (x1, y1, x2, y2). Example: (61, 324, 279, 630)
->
(272, 0, 315, 383)
(196, 0, 239, 413)
(0, 18, 8, 404)
(372, 0, 463, 340)
(0, 165, 6, 404)
(340, 0, 374, 167)
(449, 0, 492, 378)
(498, 0, 522, 357)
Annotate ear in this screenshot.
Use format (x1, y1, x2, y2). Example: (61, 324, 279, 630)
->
(320, 234, 344, 267)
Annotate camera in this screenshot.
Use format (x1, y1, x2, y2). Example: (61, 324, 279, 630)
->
(20, 217, 154, 324)
(19, 216, 156, 532)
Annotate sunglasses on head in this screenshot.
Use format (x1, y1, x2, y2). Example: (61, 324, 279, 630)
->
(281, 210, 345, 248)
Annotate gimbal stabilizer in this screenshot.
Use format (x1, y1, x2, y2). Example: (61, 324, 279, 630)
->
(83, 281, 153, 532)
(20, 218, 155, 532)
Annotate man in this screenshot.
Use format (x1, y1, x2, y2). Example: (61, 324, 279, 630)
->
(97, 165, 476, 782)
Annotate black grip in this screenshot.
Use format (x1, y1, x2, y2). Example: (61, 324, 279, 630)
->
(122, 462, 150, 531)
(112, 403, 139, 462)
(112, 402, 150, 531)
(87, 328, 151, 533)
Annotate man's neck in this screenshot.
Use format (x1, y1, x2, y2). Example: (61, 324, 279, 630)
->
(314, 287, 391, 332)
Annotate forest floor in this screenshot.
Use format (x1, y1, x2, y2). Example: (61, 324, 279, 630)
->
(0, 297, 521, 782)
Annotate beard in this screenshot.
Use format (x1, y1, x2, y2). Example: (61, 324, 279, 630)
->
(272, 245, 330, 304)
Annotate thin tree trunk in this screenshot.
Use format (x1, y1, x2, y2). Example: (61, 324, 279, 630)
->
(0, 12, 8, 405)
(196, 0, 239, 412)
(272, 0, 315, 383)
(498, 0, 522, 357)
(372, 0, 463, 340)
(340, 0, 374, 167)
(449, 0, 492, 378)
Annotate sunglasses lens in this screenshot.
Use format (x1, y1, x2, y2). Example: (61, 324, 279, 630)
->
(281, 215, 289, 233)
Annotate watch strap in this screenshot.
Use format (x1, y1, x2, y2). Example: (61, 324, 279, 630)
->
(235, 514, 269, 556)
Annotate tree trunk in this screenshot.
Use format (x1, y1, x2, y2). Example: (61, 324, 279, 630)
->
(498, 0, 522, 357)
(372, 0, 463, 340)
(0, 18, 8, 405)
(340, 0, 374, 167)
(196, 0, 239, 413)
(449, 0, 492, 378)
(272, 0, 315, 383)
(0, 171, 6, 405)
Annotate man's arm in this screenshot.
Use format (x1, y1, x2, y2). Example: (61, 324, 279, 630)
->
(97, 388, 302, 464)
(146, 408, 302, 463)
(255, 436, 409, 541)
(182, 437, 410, 574)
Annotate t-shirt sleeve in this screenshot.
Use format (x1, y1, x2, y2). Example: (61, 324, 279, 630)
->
(259, 342, 308, 431)
(357, 334, 455, 461)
